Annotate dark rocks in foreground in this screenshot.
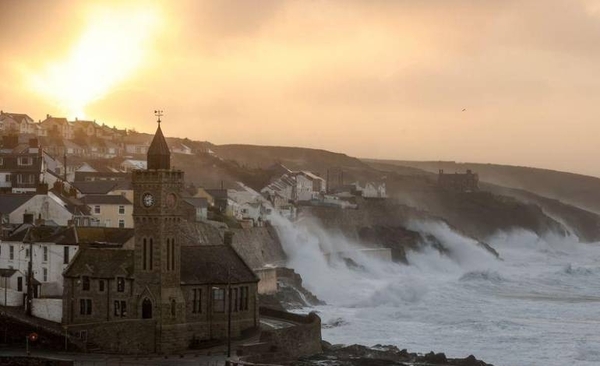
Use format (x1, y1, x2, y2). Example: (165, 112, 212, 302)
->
(293, 343, 493, 366)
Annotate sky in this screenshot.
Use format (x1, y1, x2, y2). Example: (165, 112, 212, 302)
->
(2, 0, 600, 176)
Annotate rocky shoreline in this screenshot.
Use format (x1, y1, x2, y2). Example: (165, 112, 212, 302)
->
(293, 343, 492, 366)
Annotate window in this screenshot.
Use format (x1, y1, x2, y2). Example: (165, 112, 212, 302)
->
(43, 246, 48, 262)
(118, 219, 125, 228)
(94, 205, 101, 214)
(114, 300, 127, 317)
(9, 246, 14, 260)
(82, 276, 90, 291)
(17, 277, 23, 292)
(212, 288, 225, 313)
(98, 280, 105, 292)
(4, 174, 10, 182)
(18, 157, 32, 166)
(63, 246, 70, 264)
(118, 205, 125, 214)
(170, 299, 176, 317)
(142, 238, 153, 271)
(25, 248, 29, 258)
(232, 288, 238, 312)
(43, 268, 48, 282)
(240, 286, 249, 311)
(0, 157, 3, 165)
(166, 238, 175, 272)
(117, 277, 125, 292)
(192, 289, 202, 313)
(79, 299, 92, 315)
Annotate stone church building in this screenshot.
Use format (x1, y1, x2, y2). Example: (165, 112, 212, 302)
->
(62, 121, 259, 353)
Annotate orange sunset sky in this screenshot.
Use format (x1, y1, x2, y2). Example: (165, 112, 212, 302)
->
(2, 0, 600, 176)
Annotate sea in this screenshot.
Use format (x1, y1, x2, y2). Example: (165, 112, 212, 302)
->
(272, 217, 600, 366)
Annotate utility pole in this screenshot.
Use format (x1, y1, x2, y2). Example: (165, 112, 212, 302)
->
(25, 238, 33, 316)
(227, 266, 232, 358)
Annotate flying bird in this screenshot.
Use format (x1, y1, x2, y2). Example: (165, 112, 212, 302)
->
(462, 108, 466, 112)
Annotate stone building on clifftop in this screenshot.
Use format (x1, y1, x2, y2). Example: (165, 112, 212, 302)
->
(62, 119, 259, 354)
(437, 169, 479, 193)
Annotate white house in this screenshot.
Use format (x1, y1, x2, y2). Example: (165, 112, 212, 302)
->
(0, 192, 88, 226)
(0, 225, 135, 301)
(120, 159, 147, 172)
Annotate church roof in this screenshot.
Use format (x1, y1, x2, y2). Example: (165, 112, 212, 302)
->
(147, 124, 170, 170)
(180, 245, 259, 285)
(64, 248, 134, 278)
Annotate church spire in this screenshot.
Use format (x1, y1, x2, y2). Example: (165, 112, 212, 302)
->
(147, 110, 171, 170)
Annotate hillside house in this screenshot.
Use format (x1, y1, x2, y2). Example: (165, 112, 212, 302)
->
(120, 159, 147, 172)
(81, 194, 133, 228)
(0, 111, 37, 135)
(0, 136, 45, 194)
(182, 197, 208, 221)
(40, 115, 74, 140)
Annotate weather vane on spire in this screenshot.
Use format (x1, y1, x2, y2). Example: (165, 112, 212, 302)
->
(154, 110, 164, 124)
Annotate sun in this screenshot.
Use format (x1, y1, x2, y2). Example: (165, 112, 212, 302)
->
(27, 3, 162, 119)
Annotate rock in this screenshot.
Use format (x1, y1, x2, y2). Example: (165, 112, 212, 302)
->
(421, 351, 448, 364)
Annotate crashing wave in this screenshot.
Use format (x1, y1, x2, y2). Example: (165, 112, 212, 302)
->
(459, 270, 506, 283)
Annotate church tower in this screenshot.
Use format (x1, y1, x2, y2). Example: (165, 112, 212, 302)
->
(132, 112, 186, 348)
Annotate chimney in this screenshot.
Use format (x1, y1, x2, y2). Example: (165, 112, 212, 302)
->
(46, 114, 50, 119)
(224, 231, 234, 245)
(36, 183, 48, 195)
(466, 169, 472, 175)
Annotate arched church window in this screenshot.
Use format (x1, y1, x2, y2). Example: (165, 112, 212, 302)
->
(170, 298, 176, 317)
(142, 298, 152, 319)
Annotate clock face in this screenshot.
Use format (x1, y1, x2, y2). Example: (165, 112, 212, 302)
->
(142, 193, 155, 208)
(166, 193, 177, 208)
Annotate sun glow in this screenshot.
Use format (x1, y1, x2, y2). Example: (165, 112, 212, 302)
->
(28, 3, 161, 119)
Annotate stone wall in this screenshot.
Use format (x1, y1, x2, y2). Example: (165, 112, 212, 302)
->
(0, 357, 73, 366)
(32, 298, 63, 323)
(66, 319, 157, 354)
(256, 307, 322, 361)
(230, 226, 287, 269)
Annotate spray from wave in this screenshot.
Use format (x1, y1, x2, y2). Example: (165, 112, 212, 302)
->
(270, 213, 600, 366)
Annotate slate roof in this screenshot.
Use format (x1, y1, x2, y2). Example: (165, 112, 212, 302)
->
(183, 197, 208, 209)
(6, 225, 134, 246)
(180, 245, 259, 285)
(72, 181, 119, 194)
(64, 248, 134, 279)
(0, 195, 34, 214)
(81, 194, 131, 205)
(0, 269, 18, 278)
(147, 124, 171, 170)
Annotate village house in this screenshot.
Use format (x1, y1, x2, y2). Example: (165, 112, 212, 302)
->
(0, 192, 90, 227)
(81, 194, 133, 228)
(0, 111, 38, 135)
(40, 115, 74, 140)
(0, 225, 134, 311)
(0, 136, 45, 194)
(120, 159, 147, 172)
(123, 132, 151, 155)
(182, 197, 208, 222)
(61, 120, 260, 353)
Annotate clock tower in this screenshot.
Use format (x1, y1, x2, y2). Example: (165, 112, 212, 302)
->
(132, 113, 186, 344)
